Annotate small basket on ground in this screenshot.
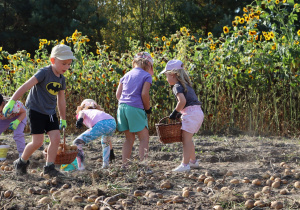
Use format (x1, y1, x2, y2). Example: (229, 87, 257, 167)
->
(0, 145, 10, 161)
(43, 128, 78, 165)
(155, 117, 182, 144)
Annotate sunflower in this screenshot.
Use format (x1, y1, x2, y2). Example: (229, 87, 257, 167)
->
(232, 21, 238, 27)
(162, 36, 166, 41)
(4, 65, 9, 70)
(269, 31, 275, 39)
(180, 27, 187, 33)
(257, 10, 261, 15)
(166, 41, 171, 46)
(249, 30, 257, 36)
(297, 30, 300, 36)
(223, 26, 229, 34)
(27, 53, 30, 57)
(146, 44, 151, 49)
(275, 0, 279, 4)
(272, 43, 276, 50)
(198, 38, 202, 43)
(243, 7, 248, 13)
(255, 35, 259, 41)
(268, 0, 271, 2)
(235, 16, 241, 21)
(96, 49, 100, 54)
(249, 75, 254, 79)
(245, 17, 249, 22)
(208, 32, 213, 37)
(249, 13, 254, 19)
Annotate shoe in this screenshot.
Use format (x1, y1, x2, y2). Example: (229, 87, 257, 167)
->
(13, 158, 29, 175)
(109, 149, 115, 163)
(172, 163, 190, 172)
(43, 164, 65, 177)
(189, 159, 200, 168)
(102, 162, 109, 169)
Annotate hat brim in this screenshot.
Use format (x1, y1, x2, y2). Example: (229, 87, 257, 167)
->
(158, 69, 167, 76)
(56, 55, 76, 60)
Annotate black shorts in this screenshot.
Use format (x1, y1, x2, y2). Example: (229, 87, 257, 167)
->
(27, 109, 59, 134)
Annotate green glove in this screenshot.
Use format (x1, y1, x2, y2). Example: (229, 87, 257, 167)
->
(3, 100, 16, 117)
(9, 119, 20, 130)
(60, 119, 67, 129)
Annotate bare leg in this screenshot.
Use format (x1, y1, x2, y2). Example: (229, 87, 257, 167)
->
(21, 134, 44, 161)
(122, 130, 135, 165)
(182, 130, 195, 165)
(136, 127, 149, 161)
(46, 130, 61, 163)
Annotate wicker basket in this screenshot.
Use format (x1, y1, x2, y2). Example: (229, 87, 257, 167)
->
(155, 117, 182, 144)
(43, 128, 78, 165)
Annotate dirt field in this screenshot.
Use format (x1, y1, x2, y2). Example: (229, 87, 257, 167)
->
(1, 133, 300, 210)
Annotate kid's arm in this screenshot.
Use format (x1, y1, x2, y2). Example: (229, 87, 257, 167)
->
(11, 76, 38, 101)
(116, 83, 123, 101)
(141, 82, 151, 111)
(57, 90, 66, 120)
(169, 93, 186, 119)
(3, 76, 38, 117)
(175, 93, 186, 112)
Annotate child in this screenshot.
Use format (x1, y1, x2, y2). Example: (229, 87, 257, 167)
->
(116, 52, 153, 167)
(160, 59, 204, 172)
(2, 44, 75, 176)
(0, 94, 26, 158)
(73, 99, 116, 169)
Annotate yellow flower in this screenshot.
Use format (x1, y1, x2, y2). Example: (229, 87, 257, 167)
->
(0, 47, 2, 51)
(235, 16, 241, 21)
(96, 49, 100, 54)
(257, 10, 261, 15)
(297, 30, 300, 36)
(254, 24, 257, 28)
(232, 21, 238, 27)
(245, 17, 249, 22)
(146, 44, 151, 49)
(151, 53, 154, 57)
(27, 53, 31, 57)
(86, 38, 90, 42)
(208, 32, 213, 37)
(4, 65, 9, 69)
(255, 35, 259, 41)
(36, 59, 41, 63)
(7, 55, 11, 60)
(249, 30, 257, 36)
(268, 0, 271, 2)
(295, 41, 300, 45)
(243, 7, 248, 13)
(162, 36, 166, 41)
(180, 27, 187, 33)
(249, 75, 253, 79)
(166, 41, 171, 46)
(276, 0, 279, 4)
(239, 18, 245, 24)
(198, 38, 202, 43)
(87, 75, 92, 81)
(295, 3, 298, 9)
(249, 13, 254, 19)
(269, 31, 274, 39)
(272, 43, 276, 50)
(223, 26, 229, 34)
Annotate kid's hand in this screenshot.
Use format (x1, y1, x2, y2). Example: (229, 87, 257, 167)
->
(169, 109, 181, 120)
(145, 107, 152, 114)
(9, 119, 20, 130)
(76, 118, 83, 129)
(60, 119, 67, 129)
(3, 100, 16, 117)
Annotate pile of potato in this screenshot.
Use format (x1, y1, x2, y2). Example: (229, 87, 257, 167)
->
(0, 161, 13, 171)
(44, 143, 77, 155)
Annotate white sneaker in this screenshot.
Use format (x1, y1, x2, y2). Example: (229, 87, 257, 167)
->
(172, 163, 190, 172)
(102, 162, 109, 169)
(77, 163, 85, 171)
(189, 159, 200, 168)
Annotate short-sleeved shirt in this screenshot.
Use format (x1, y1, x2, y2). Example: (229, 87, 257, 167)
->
(78, 109, 114, 128)
(25, 65, 66, 115)
(118, 67, 152, 109)
(0, 101, 26, 120)
(172, 82, 201, 108)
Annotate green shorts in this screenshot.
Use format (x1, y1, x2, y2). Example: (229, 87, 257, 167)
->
(117, 103, 148, 132)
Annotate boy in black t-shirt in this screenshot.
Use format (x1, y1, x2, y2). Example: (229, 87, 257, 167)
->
(2, 44, 76, 177)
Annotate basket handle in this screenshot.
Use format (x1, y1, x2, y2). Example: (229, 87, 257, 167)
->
(62, 127, 66, 151)
(158, 116, 181, 124)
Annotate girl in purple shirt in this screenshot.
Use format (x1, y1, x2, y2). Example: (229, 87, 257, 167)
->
(116, 52, 154, 168)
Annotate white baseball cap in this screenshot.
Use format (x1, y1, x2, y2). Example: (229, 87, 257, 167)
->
(50, 44, 76, 60)
(134, 52, 153, 66)
(159, 59, 184, 75)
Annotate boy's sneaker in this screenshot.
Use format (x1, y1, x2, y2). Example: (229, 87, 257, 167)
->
(13, 158, 29, 175)
(102, 162, 109, 169)
(189, 159, 200, 168)
(43, 164, 64, 177)
(172, 163, 190, 172)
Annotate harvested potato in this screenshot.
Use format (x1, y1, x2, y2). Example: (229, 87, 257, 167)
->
(4, 190, 13, 198)
(38, 197, 51, 204)
(271, 201, 283, 209)
(245, 200, 255, 209)
(87, 195, 98, 202)
(72, 195, 84, 203)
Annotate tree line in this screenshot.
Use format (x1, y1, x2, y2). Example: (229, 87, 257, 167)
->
(1, 0, 255, 54)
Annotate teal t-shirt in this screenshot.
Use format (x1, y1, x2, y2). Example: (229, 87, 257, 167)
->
(25, 65, 66, 115)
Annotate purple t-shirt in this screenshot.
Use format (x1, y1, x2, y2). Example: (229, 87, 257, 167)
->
(119, 67, 152, 109)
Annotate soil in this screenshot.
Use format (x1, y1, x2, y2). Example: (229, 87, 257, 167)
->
(0, 133, 300, 210)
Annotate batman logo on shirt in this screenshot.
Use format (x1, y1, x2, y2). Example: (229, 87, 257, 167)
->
(46, 82, 61, 95)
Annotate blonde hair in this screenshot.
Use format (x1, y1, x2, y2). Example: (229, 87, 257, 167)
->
(166, 69, 193, 92)
(76, 99, 104, 115)
(132, 57, 152, 72)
